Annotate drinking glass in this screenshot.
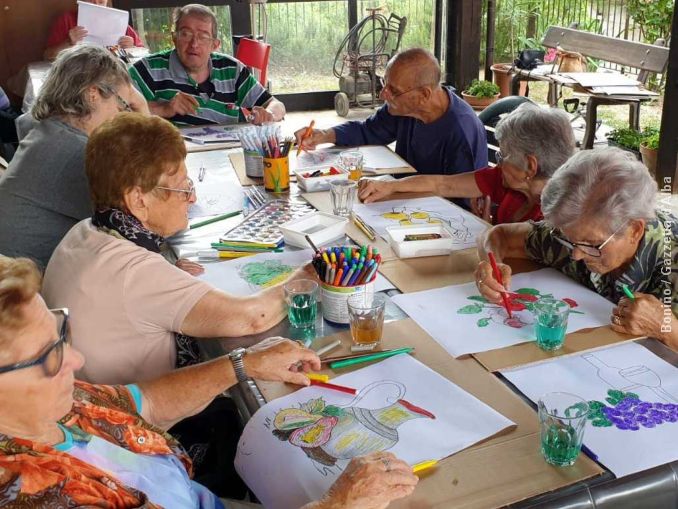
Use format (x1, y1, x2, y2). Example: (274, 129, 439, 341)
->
(330, 180, 357, 217)
(340, 150, 364, 181)
(533, 297, 570, 351)
(284, 280, 318, 329)
(538, 392, 589, 466)
(347, 293, 386, 348)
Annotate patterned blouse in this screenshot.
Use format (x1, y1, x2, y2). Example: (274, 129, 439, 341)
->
(0, 382, 192, 507)
(525, 210, 678, 317)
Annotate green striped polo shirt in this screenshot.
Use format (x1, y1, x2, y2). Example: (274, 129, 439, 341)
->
(129, 49, 272, 126)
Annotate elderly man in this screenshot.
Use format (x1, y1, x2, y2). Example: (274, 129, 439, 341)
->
(295, 48, 488, 177)
(130, 3, 284, 126)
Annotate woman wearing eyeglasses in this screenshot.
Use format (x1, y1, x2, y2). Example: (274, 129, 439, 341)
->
(475, 147, 678, 351)
(358, 102, 575, 225)
(0, 45, 148, 269)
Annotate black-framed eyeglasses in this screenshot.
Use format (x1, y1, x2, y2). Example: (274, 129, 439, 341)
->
(378, 76, 422, 99)
(0, 308, 70, 377)
(155, 178, 196, 202)
(551, 221, 627, 258)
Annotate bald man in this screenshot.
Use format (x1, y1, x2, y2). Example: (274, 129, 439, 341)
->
(294, 48, 487, 182)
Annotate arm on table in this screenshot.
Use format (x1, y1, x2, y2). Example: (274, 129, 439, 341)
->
(358, 172, 482, 203)
(251, 97, 286, 124)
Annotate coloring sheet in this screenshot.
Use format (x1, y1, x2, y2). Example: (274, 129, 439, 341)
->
(179, 125, 241, 143)
(77, 1, 128, 46)
(293, 146, 407, 171)
(352, 196, 487, 247)
(502, 342, 678, 478)
(235, 354, 514, 509)
(187, 150, 244, 220)
(392, 268, 615, 357)
(198, 249, 396, 295)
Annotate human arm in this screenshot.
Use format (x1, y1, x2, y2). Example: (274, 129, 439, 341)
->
(250, 97, 286, 124)
(302, 452, 418, 509)
(293, 127, 337, 150)
(136, 337, 320, 429)
(612, 294, 678, 350)
(358, 172, 483, 203)
(147, 92, 199, 118)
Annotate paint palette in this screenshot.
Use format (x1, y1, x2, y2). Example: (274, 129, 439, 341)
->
(222, 200, 315, 246)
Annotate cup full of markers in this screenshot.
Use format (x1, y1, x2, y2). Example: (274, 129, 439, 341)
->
(239, 125, 294, 180)
(311, 245, 382, 325)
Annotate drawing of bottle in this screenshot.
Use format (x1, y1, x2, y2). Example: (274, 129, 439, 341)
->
(582, 354, 629, 390)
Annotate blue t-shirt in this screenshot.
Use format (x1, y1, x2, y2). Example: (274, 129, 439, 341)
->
(333, 86, 488, 176)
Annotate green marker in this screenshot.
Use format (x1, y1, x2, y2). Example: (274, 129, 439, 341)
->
(329, 347, 414, 369)
(190, 210, 241, 229)
(621, 284, 635, 301)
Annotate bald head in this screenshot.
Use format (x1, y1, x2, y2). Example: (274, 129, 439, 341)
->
(387, 48, 441, 89)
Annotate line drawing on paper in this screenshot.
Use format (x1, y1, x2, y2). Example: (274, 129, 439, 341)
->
(238, 260, 297, 290)
(377, 206, 473, 244)
(271, 381, 435, 475)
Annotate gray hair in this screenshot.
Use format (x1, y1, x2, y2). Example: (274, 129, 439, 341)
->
(32, 45, 130, 121)
(495, 103, 575, 177)
(542, 147, 657, 233)
(173, 4, 218, 38)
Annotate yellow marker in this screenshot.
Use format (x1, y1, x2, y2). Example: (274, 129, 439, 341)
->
(412, 460, 438, 474)
(306, 373, 330, 383)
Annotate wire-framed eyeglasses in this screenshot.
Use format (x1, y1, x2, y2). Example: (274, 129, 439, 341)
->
(174, 28, 215, 46)
(378, 76, 422, 99)
(551, 221, 628, 258)
(155, 178, 196, 202)
(0, 308, 70, 377)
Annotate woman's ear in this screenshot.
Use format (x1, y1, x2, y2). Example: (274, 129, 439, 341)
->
(525, 154, 539, 179)
(123, 186, 149, 222)
(628, 219, 646, 244)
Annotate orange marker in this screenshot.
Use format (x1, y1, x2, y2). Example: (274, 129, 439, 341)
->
(296, 120, 315, 157)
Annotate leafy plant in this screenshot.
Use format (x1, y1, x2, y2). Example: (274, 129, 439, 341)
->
(607, 128, 644, 151)
(464, 79, 500, 98)
(626, 0, 674, 43)
(640, 127, 660, 150)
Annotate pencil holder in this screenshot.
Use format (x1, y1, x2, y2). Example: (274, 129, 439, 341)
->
(244, 150, 264, 178)
(320, 281, 375, 325)
(263, 156, 290, 192)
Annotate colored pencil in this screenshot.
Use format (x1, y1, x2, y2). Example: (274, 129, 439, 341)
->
(329, 347, 414, 369)
(306, 373, 330, 383)
(621, 283, 635, 301)
(412, 460, 438, 474)
(314, 339, 342, 357)
(320, 347, 413, 364)
(309, 379, 357, 395)
(296, 120, 315, 157)
(488, 252, 512, 319)
(190, 210, 241, 229)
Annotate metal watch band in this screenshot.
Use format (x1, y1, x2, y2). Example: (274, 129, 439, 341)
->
(229, 349, 249, 382)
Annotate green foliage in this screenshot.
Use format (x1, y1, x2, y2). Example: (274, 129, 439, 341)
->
(626, 0, 674, 43)
(640, 127, 660, 150)
(464, 79, 500, 98)
(607, 127, 644, 151)
(458, 303, 484, 314)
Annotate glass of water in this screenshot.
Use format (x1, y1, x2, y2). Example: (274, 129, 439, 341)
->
(284, 279, 318, 329)
(329, 180, 357, 217)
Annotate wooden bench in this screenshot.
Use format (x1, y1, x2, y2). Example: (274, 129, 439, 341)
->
(510, 26, 670, 148)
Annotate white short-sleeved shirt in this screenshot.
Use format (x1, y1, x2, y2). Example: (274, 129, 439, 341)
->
(43, 220, 211, 385)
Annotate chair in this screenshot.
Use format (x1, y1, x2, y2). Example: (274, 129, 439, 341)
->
(235, 38, 271, 89)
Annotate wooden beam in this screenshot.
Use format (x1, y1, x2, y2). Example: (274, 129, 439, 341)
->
(657, 8, 678, 192)
(444, 0, 482, 91)
(484, 0, 496, 81)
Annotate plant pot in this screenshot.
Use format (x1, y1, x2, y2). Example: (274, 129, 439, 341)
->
(607, 140, 641, 161)
(639, 144, 658, 176)
(491, 63, 528, 98)
(461, 91, 500, 110)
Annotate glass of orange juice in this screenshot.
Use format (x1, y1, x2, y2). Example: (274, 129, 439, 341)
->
(347, 293, 385, 348)
(340, 150, 364, 181)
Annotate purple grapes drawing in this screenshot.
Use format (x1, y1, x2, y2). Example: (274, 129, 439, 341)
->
(586, 389, 678, 431)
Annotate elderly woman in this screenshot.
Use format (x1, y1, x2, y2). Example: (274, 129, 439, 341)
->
(475, 148, 678, 350)
(42, 113, 316, 384)
(358, 102, 575, 224)
(0, 255, 417, 508)
(0, 45, 148, 268)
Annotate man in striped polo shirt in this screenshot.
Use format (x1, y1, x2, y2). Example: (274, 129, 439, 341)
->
(129, 3, 285, 126)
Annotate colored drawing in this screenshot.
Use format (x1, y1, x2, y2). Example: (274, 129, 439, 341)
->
(378, 206, 472, 244)
(457, 288, 582, 329)
(582, 389, 678, 431)
(182, 125, 240, 142)
(238, 260, 296, 289)
(271, 381, 435, 471)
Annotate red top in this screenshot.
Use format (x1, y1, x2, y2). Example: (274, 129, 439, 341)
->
(46, 10, 144, 48)
(473, 165, 543, 224)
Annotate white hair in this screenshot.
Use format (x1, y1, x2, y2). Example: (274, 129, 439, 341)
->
(541, 147, 657, 232)
(495, 103, 575, 177)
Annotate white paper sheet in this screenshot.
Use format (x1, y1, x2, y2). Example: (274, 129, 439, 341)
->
(198, 249, 396, 295)
(391, 268, 615, 357)
(179, 125, 242, 144)
(235, 354, 514, 509)
(502, 342, 678, 478)
(187, 151, 244, 220)
(77, 1, 129, 47)
(352, 196, 487, 248)
(561, 72, 640, 87)
(293, 146, 407, 171)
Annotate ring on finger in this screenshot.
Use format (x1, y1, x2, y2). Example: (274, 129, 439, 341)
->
(381, 458, 391, 471)
(613, 315, 622, 326)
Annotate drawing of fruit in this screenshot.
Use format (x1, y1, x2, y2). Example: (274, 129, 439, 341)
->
(274, 408, 321, 431)
(410, 211, 429, 220)
(289, 416, 338, 448)
(382, 211, 408, 221)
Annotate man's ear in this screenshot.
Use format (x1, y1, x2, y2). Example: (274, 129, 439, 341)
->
(212, 38, 221, 52)
(123, 186, 150, 222)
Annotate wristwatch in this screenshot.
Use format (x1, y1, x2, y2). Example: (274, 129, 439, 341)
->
(228, 347, 249, 382)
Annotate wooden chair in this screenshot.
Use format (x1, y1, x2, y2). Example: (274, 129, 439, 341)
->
(235, 38, 272, 89)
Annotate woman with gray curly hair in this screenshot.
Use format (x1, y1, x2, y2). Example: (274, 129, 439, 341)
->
(358, 102, 575, 224)
(475, 147, 678, 350)
(0, 44, 148, 268)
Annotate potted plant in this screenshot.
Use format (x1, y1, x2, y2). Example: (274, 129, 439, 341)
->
(639, 128, 659, 176)
(490, 63, 528, 97)
(606, 127, 642, 160)
(462, 80, 501, 110)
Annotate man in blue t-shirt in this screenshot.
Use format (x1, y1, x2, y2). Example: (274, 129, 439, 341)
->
(294, 48, 488, 178)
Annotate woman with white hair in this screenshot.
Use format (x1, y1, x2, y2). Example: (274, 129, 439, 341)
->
(358, 102, 575, 224)
(475, 147, 678, 350)
(0, 44, 148, 268)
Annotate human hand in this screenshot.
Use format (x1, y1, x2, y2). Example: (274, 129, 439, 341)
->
(471, 195, 492, 223)
(68, 26, 88, 45)
(474, 260, 511, 304)
(176, 258, 204, 276)
(293, 127, 334, 151)
(118, 35, 135, 48)
(610, 293, 665, 338)
(358, 179, 394, 203)
(244, 337, 320, 385)
(250, 105, 275, 125)
(165, 92, 200, 117)
(318, 452, 418, 509)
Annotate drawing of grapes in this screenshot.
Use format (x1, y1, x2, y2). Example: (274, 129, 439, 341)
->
(457, 288, 581, 329)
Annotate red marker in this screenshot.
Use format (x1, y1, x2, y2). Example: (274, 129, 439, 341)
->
(488, 252, 512, 319)
(309, 379, 357, 395)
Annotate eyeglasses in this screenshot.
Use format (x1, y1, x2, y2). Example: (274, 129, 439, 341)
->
(98, 86, 132, 112)
(0, 308, 70, 378)
(552, 221, 628, 258)
(378, 77, 422, 99)
(175, 28, 215, 46)
(155, 178, 196, 201)
(495, 150, 505, 165)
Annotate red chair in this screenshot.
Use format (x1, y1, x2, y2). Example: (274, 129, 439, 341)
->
(235, 38, 271, 88)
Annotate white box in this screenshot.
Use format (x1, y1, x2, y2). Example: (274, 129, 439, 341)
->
(295, 167, 349, 192)
(385, 224, 456, 258)
(279, 212, 348, 248)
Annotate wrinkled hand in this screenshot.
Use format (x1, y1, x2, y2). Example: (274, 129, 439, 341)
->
(176, 258, 204, 276)
(610, 293, 665, 338)
(250, 106, 275, 125)
(165, 92, 200, 117)
(471, 195, 492, 223)
(118, 35, 135, 48)
(293, 128, 333, 151)
(244, 337, 320, 385)
(358, 179, 394, 203)
(320, 452, 418, 509)
(68, 26, 88, 45)
(474, 260, 512, 304)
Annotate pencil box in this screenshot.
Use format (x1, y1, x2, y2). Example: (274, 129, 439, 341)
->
(385, 224, 455, 258)
(295, 166, 349, 192)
